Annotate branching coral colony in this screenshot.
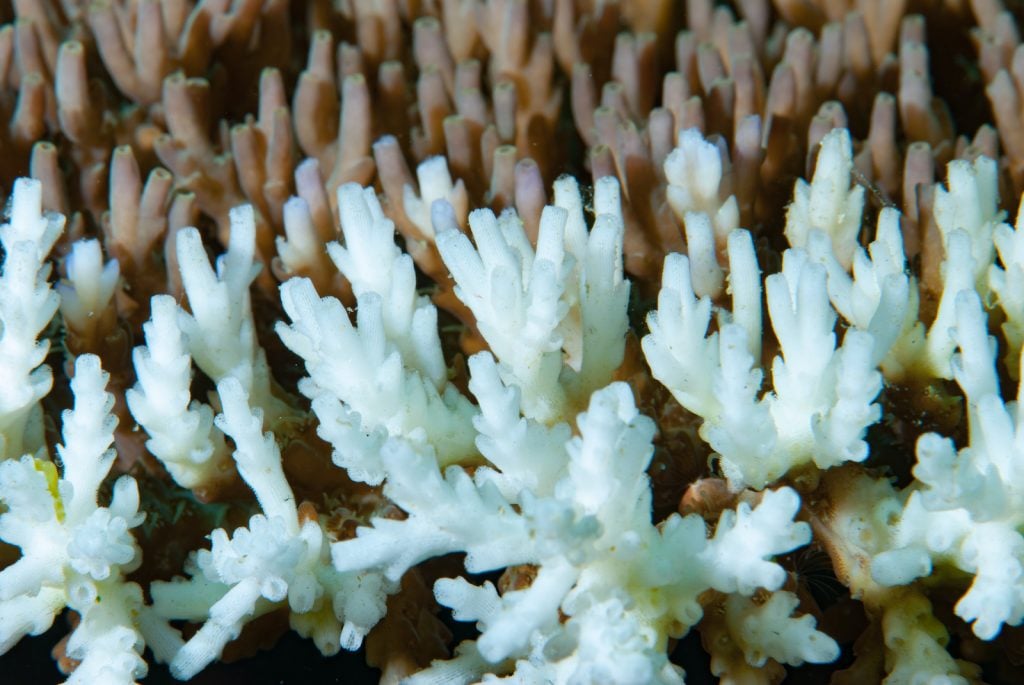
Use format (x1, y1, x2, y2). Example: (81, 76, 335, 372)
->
(6, 0, 1024, 683)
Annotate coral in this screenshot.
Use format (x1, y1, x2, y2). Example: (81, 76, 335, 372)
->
(4, 1, 1024, 683)
(0, 354, 146, 683)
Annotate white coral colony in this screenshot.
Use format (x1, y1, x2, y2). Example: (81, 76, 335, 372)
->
(4, 123, 1024, 684)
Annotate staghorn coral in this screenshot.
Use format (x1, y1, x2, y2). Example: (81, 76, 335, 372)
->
(4, 1, 1024, 684)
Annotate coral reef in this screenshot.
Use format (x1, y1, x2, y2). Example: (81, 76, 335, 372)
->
(3, 0, 1024, 683)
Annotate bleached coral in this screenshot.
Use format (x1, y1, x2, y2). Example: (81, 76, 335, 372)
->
(435, 174, 629, 422)
(0, 355, 146, 684)
(933, 156, 1002, 293)
(402, 154, 469, 239)
(126, 295, 232, 491)
(57, 239, 120, 342)
(277, 183, 478, 483)
(785, 128, 865, 270)
(873, 290, 1024, 640)
(663, 128, 740, 298)
(175, 206, 291, 423)
(806, 207, 917, 374)
(264, 165, 834, 681)
(0, 178, 63, 461)
(989, 194, 1024, 377)
(280, 174, 829, 682)
(816, 469, 981, 684)
(345, 385, 832, 684)
(723, 592, 840, 668)
(148, 378, 393, 679)
(643, 231, 883, 490)
(9, 118, 1024, 684)
(923, 155, 1006, 378)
